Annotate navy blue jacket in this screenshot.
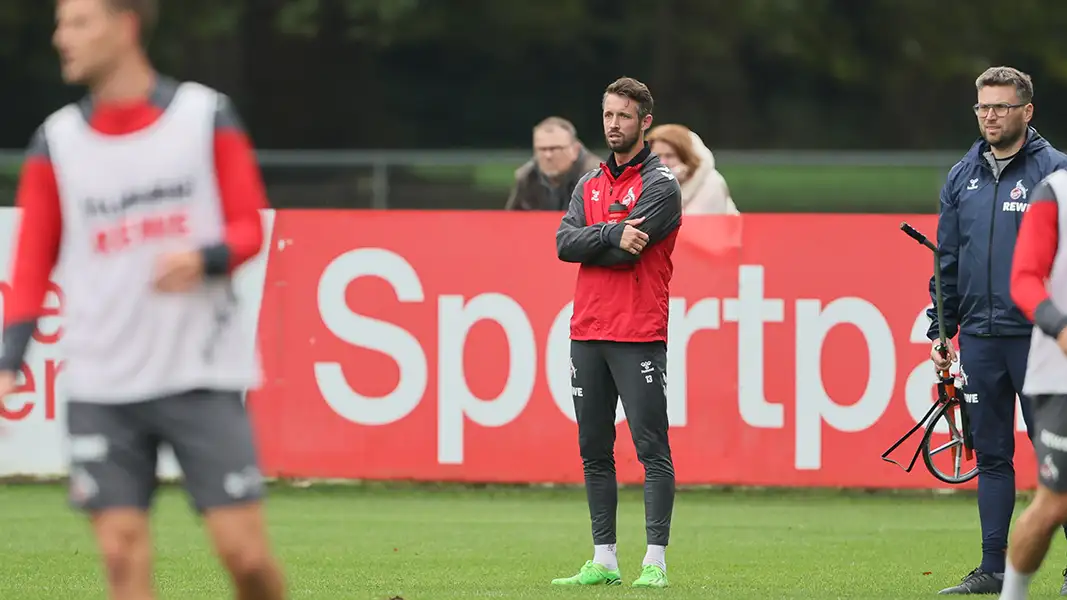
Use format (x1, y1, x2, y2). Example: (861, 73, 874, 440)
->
(927, 127, 1067, 341)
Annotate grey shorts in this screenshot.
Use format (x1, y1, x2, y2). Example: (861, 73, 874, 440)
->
(66, 389, 264, 513)
(1033, 394, 1067, 493)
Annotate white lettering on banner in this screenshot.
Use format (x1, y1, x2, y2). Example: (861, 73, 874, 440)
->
(666, 297, 721, 426)
(315, 252, 908, 469)
(315, 248, 428, 425)
(793, 298, 896, 470)
(437, 294, 536, 464)
(725, 265, 785, 428)
(312, 251, 1040, 470)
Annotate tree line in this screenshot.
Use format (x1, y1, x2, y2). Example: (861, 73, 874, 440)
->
(2, 0, 1067, 150)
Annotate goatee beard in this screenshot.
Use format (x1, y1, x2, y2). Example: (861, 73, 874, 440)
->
(990, 133, 1023, 150)
(608, 136, 637, 153)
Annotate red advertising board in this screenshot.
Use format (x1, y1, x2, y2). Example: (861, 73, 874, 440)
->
(246, 211, 1036, 490)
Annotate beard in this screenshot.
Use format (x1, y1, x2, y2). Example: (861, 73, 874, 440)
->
(983, 121, 1025, 150)
(606, 129, 640, 153)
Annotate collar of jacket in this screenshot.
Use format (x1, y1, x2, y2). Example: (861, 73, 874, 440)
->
(604, 142, 651, 179)
(963, 126, 1050, 165)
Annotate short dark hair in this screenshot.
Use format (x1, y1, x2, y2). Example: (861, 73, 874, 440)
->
(976, 66, 1034, 104)
(603, 77, 654, 120)
(104, 0, 158, 46)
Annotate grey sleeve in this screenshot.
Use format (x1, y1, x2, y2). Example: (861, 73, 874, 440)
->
(555, 178, 613, 263)
(213, 93, 247, 132)
(27, 126, 49, 160)
(0, 322, 35, 372)
(1035, 299, 1067, 339)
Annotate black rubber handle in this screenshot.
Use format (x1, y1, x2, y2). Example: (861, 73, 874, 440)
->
(900, 222, 937, 252)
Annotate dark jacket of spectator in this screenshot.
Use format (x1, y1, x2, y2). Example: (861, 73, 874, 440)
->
(505, 146, 602, 211)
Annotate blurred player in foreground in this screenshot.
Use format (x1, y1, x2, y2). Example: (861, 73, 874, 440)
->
(0, 0, 286, 598)
(552, 76, 682, 589)
(928, 66, 1067, 595)
(1001, 170, 1067, 599)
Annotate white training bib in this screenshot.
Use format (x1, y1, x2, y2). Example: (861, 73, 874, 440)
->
(43, 82, 259, 403)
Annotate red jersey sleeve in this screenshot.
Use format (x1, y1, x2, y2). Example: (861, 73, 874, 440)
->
(201, 94, 268, 275)
(1010, 179, 1067, 338)
(0, 127, 62, 371)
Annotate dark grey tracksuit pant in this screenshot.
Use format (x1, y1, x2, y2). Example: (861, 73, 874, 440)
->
(571, 339, 675, 547)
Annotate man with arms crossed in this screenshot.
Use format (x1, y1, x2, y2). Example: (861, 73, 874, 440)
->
(928, 66, 1067, 595)
(0, 1, 286, 598)
(551, 76, 682, 589)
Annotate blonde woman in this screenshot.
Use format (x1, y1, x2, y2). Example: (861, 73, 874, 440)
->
(647, 124, 738, 214)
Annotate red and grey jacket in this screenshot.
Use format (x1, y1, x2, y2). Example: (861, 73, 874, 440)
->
(555, 143, 683, 342)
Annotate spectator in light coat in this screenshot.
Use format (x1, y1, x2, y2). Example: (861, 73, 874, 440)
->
(647, 124, 738, 215)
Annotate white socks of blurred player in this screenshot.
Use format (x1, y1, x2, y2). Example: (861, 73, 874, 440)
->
(593, 544, 618, 570)
(592, 544, 666, 572)
(1000, 559, 1032, 599)
(643, 544, 666, 571)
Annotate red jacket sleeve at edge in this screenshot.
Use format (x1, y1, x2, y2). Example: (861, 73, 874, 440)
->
(213, 129, 268, 271)
(1010, 199, 1058, 321)
(5, 157, 62, 326)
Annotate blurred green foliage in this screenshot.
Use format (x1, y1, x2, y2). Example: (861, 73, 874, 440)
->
(2, 0, 1067, 151)
(1, 0, 1064, 212)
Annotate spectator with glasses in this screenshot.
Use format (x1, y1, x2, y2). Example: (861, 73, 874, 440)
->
(505, 116, 601, 211)
(926, 66, 1067, 595)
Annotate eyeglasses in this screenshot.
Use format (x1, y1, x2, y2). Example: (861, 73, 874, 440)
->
(535, 145, 570, 155)
(973, 103, 1027, 118)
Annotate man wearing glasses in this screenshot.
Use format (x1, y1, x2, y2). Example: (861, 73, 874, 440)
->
(928, 66, 1067, 595)
(505, 116, 601, 211)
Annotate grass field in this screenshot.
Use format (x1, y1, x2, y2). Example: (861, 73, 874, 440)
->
(2, 483, 1066, 599)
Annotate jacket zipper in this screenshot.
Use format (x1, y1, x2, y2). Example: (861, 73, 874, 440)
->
(986, 162, 1001, 336)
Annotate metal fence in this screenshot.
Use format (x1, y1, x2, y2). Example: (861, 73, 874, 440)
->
(0, 149, 965, 211)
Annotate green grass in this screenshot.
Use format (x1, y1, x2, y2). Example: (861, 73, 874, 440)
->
(1, 483, 1065, 599)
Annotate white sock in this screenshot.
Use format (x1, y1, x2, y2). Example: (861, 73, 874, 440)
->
(643, 544, 666, 571)
(1000, 559, 1033, 600)
(593, 544, 618, 570)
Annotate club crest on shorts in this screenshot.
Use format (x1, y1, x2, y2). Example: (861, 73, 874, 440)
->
(1041, 454, 1060, 482)
(223, 466, 264, 499)
(69, 467, 99, 504)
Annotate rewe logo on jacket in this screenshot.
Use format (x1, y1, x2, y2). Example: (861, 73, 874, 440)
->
(1003, 180, 1031, 212)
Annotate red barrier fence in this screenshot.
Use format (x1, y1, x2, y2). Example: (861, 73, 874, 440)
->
(241, 211, 1034, 490)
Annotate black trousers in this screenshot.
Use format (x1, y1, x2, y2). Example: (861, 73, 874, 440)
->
(571, 339, 675, 547)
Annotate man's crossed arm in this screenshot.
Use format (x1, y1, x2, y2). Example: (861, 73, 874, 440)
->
(555, 175, 681, 266)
